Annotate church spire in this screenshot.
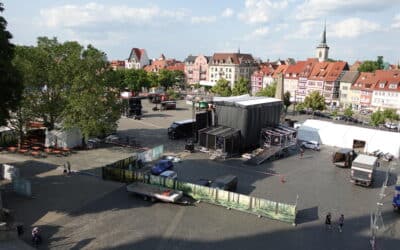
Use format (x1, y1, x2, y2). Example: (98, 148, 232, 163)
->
(321, 21, 327, 44)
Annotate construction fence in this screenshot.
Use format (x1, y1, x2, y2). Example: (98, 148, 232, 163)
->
(102, 165, 298, 225)
(103, 145, 164, 170)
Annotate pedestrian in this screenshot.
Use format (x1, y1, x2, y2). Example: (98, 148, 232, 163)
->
(66, 161, 71, 175)
(325, 212, 332, 230)
(300, 147, 304, 158)
(338, 214, 344, 232)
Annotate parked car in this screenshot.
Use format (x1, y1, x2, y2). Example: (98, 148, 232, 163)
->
(384, 122, 398, 130)
(159, 170, 178, 180)
(382, 153, 394, 162)
(210, 175, 238, 191)
(151, 160, 173, 175)
(334, 115, 345, 121)
(195, 178, 212, 187)
(301, 141, 320, 151)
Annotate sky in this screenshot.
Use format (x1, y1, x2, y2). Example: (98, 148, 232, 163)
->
(2, 0, 400, 64)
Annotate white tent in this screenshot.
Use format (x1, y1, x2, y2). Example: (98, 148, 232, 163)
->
(298, 119, 400, 158)
(45, 128, 82, 148)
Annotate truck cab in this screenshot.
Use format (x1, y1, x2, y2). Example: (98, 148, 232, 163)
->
(350, 154, 379, 187)
(168, 119, 195, 140)
(332, 148, 356, 168)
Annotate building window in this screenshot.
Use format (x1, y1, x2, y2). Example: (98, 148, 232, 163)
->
(379, 83, 385, 88)
(389, 83, 397, 89)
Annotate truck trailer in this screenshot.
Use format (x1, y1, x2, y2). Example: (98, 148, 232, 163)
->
(350, 154, 379, 187)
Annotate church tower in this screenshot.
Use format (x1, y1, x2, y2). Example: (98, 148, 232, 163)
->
(316, 23, 329, 62)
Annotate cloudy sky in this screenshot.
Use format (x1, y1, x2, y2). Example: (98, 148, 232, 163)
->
(3, 0, 400, 64)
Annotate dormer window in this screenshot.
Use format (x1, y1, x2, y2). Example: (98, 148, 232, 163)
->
(389, 83, 397, 89)
(379, 83, 385, 88)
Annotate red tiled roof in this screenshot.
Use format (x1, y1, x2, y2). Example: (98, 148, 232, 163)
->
(284, 58, 318, 79)
(166, 62, 185, 71)
(110, 60, 125, 67)
(352, 72, 375, 90)
(129, 48, 145, 61)
(372, 70, 400, 91)
(272, 65, 288, 78)
(308, 61, 347, 82)
(211, 53, 255, 65)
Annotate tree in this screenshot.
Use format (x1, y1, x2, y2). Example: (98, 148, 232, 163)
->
(211, 78, 231, 97)
(0, 3, 23, 125)
(370, 109, 385, 126)
(358, 56, 385, 72)
(344, 106, 354, 117)
(122, 69, 150, 92)
(358, 61, 379, 72)
(232, 77, 249, 96)
(383, 108, 399, 122)
(256, 82, 276, 97)
(303, 91, 325, 113)
(283, 91, 291, 112)
(63, 45, 121, 140)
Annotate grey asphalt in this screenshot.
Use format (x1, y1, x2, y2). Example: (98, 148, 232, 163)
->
(1, 100, 399, 249)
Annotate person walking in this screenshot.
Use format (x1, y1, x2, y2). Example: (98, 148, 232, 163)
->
(299, 147, 304, 158)
(338, 214, 344, 232)
(325, 212, 332, 230)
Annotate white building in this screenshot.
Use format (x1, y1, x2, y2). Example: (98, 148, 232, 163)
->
(125, 48, 149, 69)
(208, 52, 258, 88)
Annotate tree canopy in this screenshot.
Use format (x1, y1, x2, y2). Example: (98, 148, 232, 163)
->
(303, 91, 325, 112)
(256, 82, 276, 97)
(358, 56, 384, 72)
(344, 106, 354, 117)
(283, 91, 291, 112)
(13, 37, 121, 140)
(211, 78, 232, 97)
(232, 77, 249, 96)
(370, 109, 385, 126)
(0, 3, 23, 125)
(383, 108, 399, 122)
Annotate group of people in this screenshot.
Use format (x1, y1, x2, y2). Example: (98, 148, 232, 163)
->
(325, 213, 345, 232)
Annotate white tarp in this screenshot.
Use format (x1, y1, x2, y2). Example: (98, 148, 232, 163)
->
(45, 128, 82, 148)
(298, 119, 400, 158)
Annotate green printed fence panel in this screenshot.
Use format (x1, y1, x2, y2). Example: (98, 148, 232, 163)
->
(101, 166, 297, 224)
(152, 145, 164, 160)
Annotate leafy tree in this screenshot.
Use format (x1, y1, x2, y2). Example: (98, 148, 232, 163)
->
(166, 88, 180, 100)
(232, 77, 249, 96)
(383, 108, 399, 122)
(358, 61, 379, 72)
(0, 3, 23, 125)
(370, 109, 385, 126)
(358, 57, 384, 72)
(295, 102, 305, 112)
(256, 82, 277, 97)
(344, 106, 354, 117)
(283, 91, 291, 112)
(123, 69, 150, 92)
(211, 78, 231, 97)
(148, 72, 159, 87)
(331, 109, 338, 117)
(303, 91, 325, 113)
(63, 45, 121, 140)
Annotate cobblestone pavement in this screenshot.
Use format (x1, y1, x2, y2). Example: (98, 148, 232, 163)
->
(1, 100, 399, 249)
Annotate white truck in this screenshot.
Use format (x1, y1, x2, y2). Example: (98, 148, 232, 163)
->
(350, 154, 379, 187)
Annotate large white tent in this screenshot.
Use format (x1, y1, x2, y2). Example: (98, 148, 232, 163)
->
(298, 119, 400, 158)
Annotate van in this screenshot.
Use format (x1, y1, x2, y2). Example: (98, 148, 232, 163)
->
(210, 175, 238, 191)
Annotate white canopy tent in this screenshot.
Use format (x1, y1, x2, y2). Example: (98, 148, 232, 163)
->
(298, 119, 400, 158)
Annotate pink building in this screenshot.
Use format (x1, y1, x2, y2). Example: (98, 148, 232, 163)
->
(184, 55, 210, 85)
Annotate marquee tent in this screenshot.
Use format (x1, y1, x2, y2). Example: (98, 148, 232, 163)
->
(298, 119, 400, 158)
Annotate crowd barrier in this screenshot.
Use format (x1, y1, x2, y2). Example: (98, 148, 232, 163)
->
(102, 165, 297, 225)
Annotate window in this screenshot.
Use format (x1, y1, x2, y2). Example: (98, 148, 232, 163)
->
(379, 83, 385, 88)
(342, 86, 348, 90)
(389, 83, 397, 89)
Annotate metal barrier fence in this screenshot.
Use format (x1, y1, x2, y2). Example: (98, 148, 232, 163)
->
(102, 166, 297, 225)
